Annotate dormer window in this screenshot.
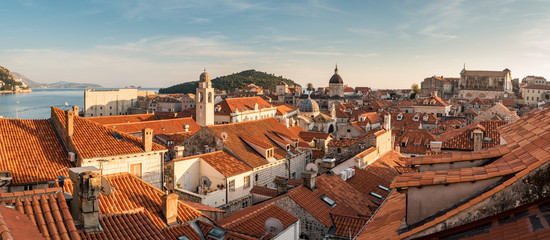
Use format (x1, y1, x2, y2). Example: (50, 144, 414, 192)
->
(266, 148, 274, 158)
(413, 114, 420, 121)
(423, 100, 428, 105)
(430, 100, 436, 105)
(397, 113, 403, 121)
(423, 115, 429, 122)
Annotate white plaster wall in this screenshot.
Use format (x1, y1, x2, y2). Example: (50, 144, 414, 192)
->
(227, 171, 253, 203)
(84, 89, 138, 117)
(82, 151, 164, 189)
(274, 221, 300, 240)
(173, 158, 200, 192)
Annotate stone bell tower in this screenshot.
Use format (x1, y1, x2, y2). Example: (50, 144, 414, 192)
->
(195, 69, 215, 126)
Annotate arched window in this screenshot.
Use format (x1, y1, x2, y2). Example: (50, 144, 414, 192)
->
(208, 92, 212, 103)
(199, 92, 204, 103)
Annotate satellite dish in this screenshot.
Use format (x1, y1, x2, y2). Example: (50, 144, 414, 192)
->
(201, 176, 212, 188)
(306, 163, 318, 174)
(264, 218, 283, 235)
(221, 132, 228, 141)
(101, 176, 112, 196)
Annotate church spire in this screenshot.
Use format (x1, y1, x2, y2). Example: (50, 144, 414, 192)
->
(335, 64, 338, 74)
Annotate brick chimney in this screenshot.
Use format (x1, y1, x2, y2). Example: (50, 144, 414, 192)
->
(69, 166, 101, 232)
(473, 129, 483, 151)
(66, 110, 75, 138)
(142, 128, 153, 152)
(72, 105, 79, 114)
(162, 193, 179, 226)
(302, 171, 316, 191)
(275, 177, 288, 195)
(320, 159, 336, 174)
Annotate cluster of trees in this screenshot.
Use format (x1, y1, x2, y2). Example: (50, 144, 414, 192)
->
(0, 66, 28, 91)
(159, 69, 300, 94)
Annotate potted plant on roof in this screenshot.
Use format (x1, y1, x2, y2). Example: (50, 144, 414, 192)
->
(217, 183, 224, 190)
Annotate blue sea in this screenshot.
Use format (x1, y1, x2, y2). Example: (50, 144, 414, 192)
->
(0, 88, 158, 119)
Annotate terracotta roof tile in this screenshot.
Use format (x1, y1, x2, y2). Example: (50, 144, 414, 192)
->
(438, 120, 506, 151)
(332, 214, 368, 237)
(171, 150, 252, 177)
(217, 203, 297, 239)
(97, 173, 205, 229)
(299, 131, 332, 142)
(249, 186, 278, 198)
(0, 189, 80, 240)
(51, 107, 165, 159)
(215, 97, 274, 115)
(86, 114, 157, 125)
(0, 205, 44, 240)
(207, 118, 306, 168)
(104, 118, 201, 136)
(161, 223, 201, 240)
(0, 118, 73, 184)
(80, 211, 166, 240)
(357, 191, 406, 240)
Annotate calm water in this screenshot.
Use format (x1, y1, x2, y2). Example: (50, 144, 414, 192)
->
(0, 88, 158, 119)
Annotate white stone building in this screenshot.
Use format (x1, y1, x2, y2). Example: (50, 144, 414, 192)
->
(84, 88, 155, 117)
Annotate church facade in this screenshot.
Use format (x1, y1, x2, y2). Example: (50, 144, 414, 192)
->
(458, 67, 513, 100)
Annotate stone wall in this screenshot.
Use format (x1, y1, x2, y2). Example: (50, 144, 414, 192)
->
(274, 195, 328, 240)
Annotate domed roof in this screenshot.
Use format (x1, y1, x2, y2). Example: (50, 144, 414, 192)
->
(200, 68, 211, 82)
(329, 65, 343, 84)
(299, 96, 320, 113)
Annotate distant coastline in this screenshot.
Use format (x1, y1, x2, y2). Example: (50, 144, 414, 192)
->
(0, 89, 33, 94)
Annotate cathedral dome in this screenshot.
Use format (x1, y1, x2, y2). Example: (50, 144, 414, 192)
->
(329, 65, 343, 84)
(200, 69, 211, 82)
(299, 96, 320, 113)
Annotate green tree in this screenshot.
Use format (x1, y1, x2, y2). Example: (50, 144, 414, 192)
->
(410, 83, 420, 99)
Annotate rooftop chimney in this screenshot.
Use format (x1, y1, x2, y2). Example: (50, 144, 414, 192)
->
(72, 105, 79, 114)
(142, 128, 153, 152)
(320, 158, 336, 174)
(69, 166, 101, 232)
(67, 110, 75, 138)
(162, 193, 179, 226)
(275, 178, 288, 195)
(302, 171, 316, 191)
(473, 129, 483, 151)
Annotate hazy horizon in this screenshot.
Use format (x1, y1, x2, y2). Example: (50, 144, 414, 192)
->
(2, 0, 550, 88)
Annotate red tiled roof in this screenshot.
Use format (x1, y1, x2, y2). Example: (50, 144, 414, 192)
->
(395, 129, 436, 154)
(357, 191, 406, 240)
(312, 150, 325, 159)
(171, 150, 252, 177)
(416, 96, 449, 107)
(104, 118, 201, 136)
(470, 97, 489, 105)
(52, 107, 165, 159)
(521, 84, 550, 90)
(80, 211, 166, 240)
(299, 131, 332, 142)
(464, 109, 479, 115)
(98, 173, 205, 228)
(207, 118, 305, 168)
(181, 201, 225, 213)
(409, 144, 511, 165)
(86, 114, 157, 125)
(215, 97, 273, 115)
(272, 102, 297, 115)
(0, 118, 72, 184)
(217, 203, 298, 239)
(0, 205, 44, 240)
(421, 196, 550, 240)
(0, 188, 81, 240)
(249, 186, 278, 197)
(331, 214, 368, 237)
(161, 223, 201, 240)
(438, 120, 506, 151)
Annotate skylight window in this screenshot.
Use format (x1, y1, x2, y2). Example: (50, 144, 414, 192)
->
(111, 133, 123, 140)
(207, 227, 226, 239)
(320, 195, 336, 208)
(377, 185, 390, 191)
(370, 192, 384, 200)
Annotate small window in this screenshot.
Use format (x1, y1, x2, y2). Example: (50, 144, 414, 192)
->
(130, 163, 142, 178)
(347, 129, 351, 132)
(229, 180, 235, 192)
(243, 175, 250, 188)
(320, 195, 336, 208)
(24, 185, 34, 191)
(207, 227, 226, 239)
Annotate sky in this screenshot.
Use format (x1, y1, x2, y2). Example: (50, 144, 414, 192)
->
(1, 0, 550, 89)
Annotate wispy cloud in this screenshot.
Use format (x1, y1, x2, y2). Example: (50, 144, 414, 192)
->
(96, 35, 255, 57)
(347, 28, 388, 38)
(292, 50, 377, 58)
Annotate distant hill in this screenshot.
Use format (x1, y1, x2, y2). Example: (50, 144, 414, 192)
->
(0, 66, 29, 91)
(11, 72, 103, 89)
(159, 69, 301, 94)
